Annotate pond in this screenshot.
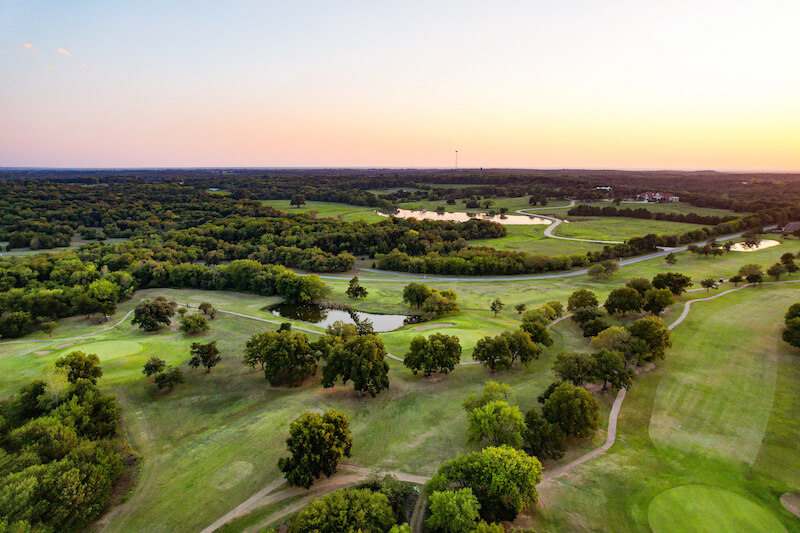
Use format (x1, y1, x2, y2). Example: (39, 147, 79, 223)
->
(378, 209, 552, 225)
(267, 303, 419, 332)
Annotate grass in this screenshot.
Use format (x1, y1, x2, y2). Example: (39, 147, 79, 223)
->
(555, 216, 706, 241)
(648, 484, 788, 533)
(577, 200, 742, 217)
(260, 200, 384, 223)
(527, 284, 800, 532)
(469, 224, 606, 256)
(4, 225, 800, 532)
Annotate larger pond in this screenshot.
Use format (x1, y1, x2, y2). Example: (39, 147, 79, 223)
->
(379, 209, 552, 225)
(268, 303, 418, 332)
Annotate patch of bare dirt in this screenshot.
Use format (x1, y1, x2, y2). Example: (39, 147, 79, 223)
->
(781, 493, 800, 519)
(54, 338, 94, 349)
(33, 350, 51, 355)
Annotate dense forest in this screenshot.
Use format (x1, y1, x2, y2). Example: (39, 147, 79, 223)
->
(2, 171, 800, 337)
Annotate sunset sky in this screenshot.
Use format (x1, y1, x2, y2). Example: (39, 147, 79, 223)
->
(1, 1, 798, 170)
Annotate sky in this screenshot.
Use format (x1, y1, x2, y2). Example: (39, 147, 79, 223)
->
(1, 0, 798, 171)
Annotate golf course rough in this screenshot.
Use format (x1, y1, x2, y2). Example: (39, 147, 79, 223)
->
(648, 484, 788, 533)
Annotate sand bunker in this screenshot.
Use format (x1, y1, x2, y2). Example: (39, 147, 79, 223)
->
(379, 209, 551, 225)
(729, 239, 780, 252)
(415, 323, 455, 330)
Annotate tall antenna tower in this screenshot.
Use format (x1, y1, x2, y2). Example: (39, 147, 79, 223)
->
(455, 150, 458, 169)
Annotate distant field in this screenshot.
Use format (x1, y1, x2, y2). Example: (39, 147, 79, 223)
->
(260, 200, 384, 222)
(577, 200, 742, 217)
(470, 225, 606, 256)
(399, 197, 570, 214)
(555, 217, 705, 241)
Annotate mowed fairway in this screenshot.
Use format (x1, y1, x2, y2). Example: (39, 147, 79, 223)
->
(260, 200, 384, 222)
(650, 290, 780, 464)
(554, 216, 705, 241)
(529, 284, 800, 532)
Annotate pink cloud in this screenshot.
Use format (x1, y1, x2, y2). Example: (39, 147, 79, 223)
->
(23, 43, 38, 52)
(56, 48, 71, 57)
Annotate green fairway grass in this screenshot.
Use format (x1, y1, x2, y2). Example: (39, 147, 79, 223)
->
(555, 216, 706, 241)
(260, 200, 384, 222)
(5, 228, 800, 532)
(648, 484, 788, 533)
(469, 224, 606, 255)
(527, 284, 800, 532)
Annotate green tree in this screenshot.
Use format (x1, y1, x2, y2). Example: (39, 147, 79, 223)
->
(587, 264, 607, 280)
(522, 409, 565, 460)
(729, 274, 744, 286)
(467, 400, 526, 447)
(290, 194, 306, 207)
(322, 334, 390, 397)
(643, 288, 674, 315)
(54, 351, 102, 384)
(189, 341, 221, 372)
(472, 330, 540, 370)
(571, 306, 604, 325)
(603, 287, 643, 316)
(700, 278, 717, 292)
(198, 301, 215, 316)
(782, 317, 800, 349)
(131, 298, 176, 332)
(243, 330, 317, 386)
(490, 298, 504, 317)
(473, 521, 505, 532)
(179, 312, 210, 335)
(403, 333, 461, 377)
(542, 382, 599, 438)
(626, 277, 654, 297)
(278, 409, 352, 489)
(86, 278, 120, 314)
(426, 489, 481, 533)
(514, 303, 527, 314)
(567, 289, 598, 312)
(652, 272, 693, 295)
(590, 326, 647, 365)
(421, 289, 459, 319)
(592, 349, 633, 390)
(154, 366, 183, 390)
(288, 488, 393, 533)
(425, 446, 542, 522)
(39, 321, 57, 338)
(785, 303, 800, 322)
(738, 263, 763, 281)
(402, 282, 432, 308)
(665, 252, 677, 265)
(463, 381, 511, 412)
(627, 315, 672, 362)
(767, 263, 787, 280)
(142, 356, 166, 377)
(581, 317, 611, 337)
(346, 276, 368, 299)
(552, 351, 596, 386)
(520, 320, 553, 347)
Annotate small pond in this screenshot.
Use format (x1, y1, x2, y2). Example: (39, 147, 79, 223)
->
(379, 209, 552, 225)
(268, 303, 419, 332)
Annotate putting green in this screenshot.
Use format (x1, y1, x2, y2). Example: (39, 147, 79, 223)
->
(648, 485, 787, 533)
(59, 340, 144, 360)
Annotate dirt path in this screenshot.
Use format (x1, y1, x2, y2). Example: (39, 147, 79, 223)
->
(199, 466, 430, 533)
